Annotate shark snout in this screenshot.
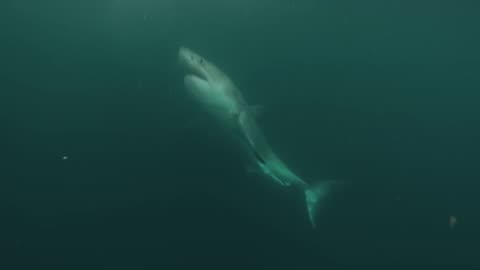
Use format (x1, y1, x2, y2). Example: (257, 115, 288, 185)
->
(178, 47, 192, 67)
(178, 46, 209, 81)
(178, 47, 200, 66)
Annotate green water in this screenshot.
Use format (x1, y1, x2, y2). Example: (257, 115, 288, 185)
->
(3, 0, 479, 269)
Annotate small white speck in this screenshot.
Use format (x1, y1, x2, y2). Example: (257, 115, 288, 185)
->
(62, 156, 68, 160)
(449, 215, 457, 229)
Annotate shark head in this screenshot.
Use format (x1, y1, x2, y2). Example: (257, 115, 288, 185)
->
(178, 47, 244, 122)
(178, 47, 212, 90)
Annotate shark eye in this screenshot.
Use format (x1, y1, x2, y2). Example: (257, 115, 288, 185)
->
(199, 58, 204, 64)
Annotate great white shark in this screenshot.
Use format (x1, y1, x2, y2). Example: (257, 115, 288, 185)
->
(178, 47, 337, 227)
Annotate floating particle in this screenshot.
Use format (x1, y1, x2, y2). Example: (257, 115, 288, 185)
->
(449, 215, 457, 229)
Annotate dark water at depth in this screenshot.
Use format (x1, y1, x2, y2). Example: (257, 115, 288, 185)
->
(2, 1, 480, 269)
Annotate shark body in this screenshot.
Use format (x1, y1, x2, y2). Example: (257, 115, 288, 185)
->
(178, 47, 335, 227)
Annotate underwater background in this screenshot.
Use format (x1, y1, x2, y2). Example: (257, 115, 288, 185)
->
(3, 0, 479, 269)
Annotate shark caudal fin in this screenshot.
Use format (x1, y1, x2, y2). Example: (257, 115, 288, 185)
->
(304, 180, 340, 228)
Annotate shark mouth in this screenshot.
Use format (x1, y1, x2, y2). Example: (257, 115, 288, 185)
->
(186, 66, 208, 81)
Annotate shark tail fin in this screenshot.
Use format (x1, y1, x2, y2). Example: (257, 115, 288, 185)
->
(304, 180, 340, 228)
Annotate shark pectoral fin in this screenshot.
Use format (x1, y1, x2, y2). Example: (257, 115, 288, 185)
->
(249, 105, 265, 118)
(246, 164, 260, 174)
